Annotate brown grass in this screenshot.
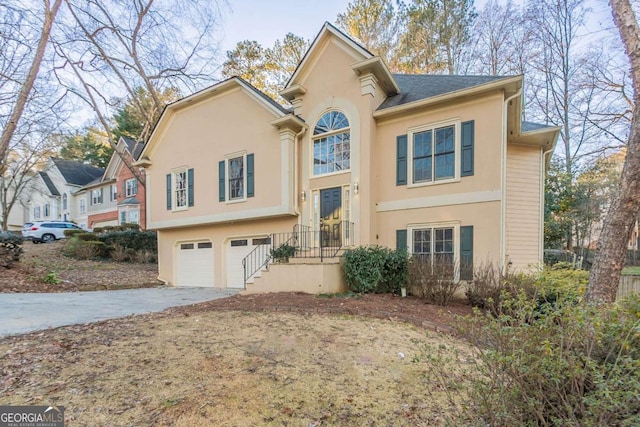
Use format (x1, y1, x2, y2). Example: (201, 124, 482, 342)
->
(0, 310, 473, 426)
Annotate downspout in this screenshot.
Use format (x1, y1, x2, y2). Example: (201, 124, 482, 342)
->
(502, 89, 522, 272)
(293, 124, 308, 217)
(540, 146, 554, 269)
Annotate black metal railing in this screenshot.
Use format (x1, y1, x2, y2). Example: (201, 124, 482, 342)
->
(242, 221, 355, 288)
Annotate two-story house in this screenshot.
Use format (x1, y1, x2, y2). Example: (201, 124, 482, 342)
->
(27, 157, 104, 227)
(137, 23, 559, 292)
(81, 136, 147, 229)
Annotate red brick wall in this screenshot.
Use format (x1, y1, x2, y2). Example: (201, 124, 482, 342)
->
(89, 211, 118, 228)
(116, 160, 147, 230)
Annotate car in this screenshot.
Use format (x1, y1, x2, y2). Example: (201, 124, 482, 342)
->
(22, 221, 84, 243)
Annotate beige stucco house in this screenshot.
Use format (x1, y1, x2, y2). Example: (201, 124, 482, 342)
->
(137, 23, 559, 293)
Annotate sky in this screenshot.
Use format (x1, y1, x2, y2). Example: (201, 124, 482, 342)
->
(218, 0, 614, 56)
(219, 0, 351, 54)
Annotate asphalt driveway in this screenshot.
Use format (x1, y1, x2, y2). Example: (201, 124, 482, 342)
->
(0, 287, 238, 337)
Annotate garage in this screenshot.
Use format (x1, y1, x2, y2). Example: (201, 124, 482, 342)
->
(176, 241, 214, 287)
(226, 237, 270, 288)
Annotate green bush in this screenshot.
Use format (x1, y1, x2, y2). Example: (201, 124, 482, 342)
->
(270, 243, 295, 262)
(378, 249, 409, 294)
(343, 246, 408, 294)
(448, 294, 640, 426)
(77, 232, 101, 242)
(97, 230, 157, 252)
(0, 233, 23, 268)
(63, 238, 107, 259)
(408, 255, 461, 306)
(63, 229, 86, 238)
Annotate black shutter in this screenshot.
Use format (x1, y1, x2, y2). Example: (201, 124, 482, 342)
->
(460, 225, 474, 280)
(188, 168, 194, 207)
(218, 160, 225, 202)
(396, 134, 408, 185)
(461, 120, 474, 177)
(396, 229, 408, 251)
(247, 153, 254, 198)
(166, 174, 172, 210)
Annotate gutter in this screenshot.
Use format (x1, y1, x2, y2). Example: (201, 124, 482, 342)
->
(293, 125, 308, 216)
(539, 146, 555, 269)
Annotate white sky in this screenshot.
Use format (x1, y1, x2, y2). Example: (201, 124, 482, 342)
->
(219, 0, 354, 54)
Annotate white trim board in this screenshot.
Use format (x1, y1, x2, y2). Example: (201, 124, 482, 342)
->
(376, 189, 501, 212)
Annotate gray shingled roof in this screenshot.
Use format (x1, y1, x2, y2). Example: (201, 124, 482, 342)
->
(118, 197, 140, 206)
(51, 158, 104, 186)
(38, 172, 60, 196)
(121, 136, 144, 160)
(522, 121, 555, 132)
(377, 74, 514, 111)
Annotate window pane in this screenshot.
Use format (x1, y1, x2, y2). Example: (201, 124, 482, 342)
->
(228, 157, 244, 199)
(435, 153, 455, 179)
(313, 131, 350, 175)
(435, 126, 455, 154)
(413, 131, 432, 157)
(413, 158, 432, 182)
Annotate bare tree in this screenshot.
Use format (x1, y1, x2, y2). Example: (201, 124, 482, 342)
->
(0, 0, 63, 176)
(52, 0, 224, 186)
(586, 0, 640, 303)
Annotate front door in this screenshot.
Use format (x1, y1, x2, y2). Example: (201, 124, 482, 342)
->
(320, 187, 342, 248)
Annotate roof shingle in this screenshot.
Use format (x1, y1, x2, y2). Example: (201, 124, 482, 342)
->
(51, 158, 104, 186)
(377, 74, 514, 111)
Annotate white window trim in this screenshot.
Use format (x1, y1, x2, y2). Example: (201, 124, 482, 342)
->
(91, 189, 103, 205)
(311, 111, 351, 178)
(111, 184, 117, 201)
(125, 178, 137, 197)
(171, 167, 189, 212)
(79, 199, 86, 214)
(225, 151, 247, 204)
(408, 221, 460, 281)
(407, 118, 461, 188)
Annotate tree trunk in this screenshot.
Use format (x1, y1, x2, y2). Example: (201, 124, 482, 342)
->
(0, 0, 63, 175)
(586, 0, 640, 303)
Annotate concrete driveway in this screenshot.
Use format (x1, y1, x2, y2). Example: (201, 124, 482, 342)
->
(0, 287, 238, 337)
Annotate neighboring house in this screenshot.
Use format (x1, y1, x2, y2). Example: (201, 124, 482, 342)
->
(137, 23, 560, 292)
(26, 158, 104, 227)
(84, 136, 146, 229)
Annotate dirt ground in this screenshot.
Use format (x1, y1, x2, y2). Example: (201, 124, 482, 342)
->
(1, 240, 477, 425)
(0, 240, 161, 292)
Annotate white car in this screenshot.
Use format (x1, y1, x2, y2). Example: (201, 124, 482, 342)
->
(22, 221, 84, 243)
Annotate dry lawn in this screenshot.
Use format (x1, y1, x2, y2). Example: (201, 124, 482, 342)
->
(1, 310, 474, 426)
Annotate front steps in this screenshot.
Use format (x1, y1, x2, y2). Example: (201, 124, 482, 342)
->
(241, 256, 347, 295)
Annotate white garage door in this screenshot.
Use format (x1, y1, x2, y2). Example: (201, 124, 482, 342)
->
(176, 241, 214, 287)
(226, 237, 269, 288)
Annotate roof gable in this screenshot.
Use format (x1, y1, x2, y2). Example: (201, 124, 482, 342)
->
(38, 172, 60, 196)
(284, 22, 374, 90)
(140, 77, 289, 160)
(50, 158, 104, 186)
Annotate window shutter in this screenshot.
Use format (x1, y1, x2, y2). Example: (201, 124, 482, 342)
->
(188, 168, 194, 207)
(218, 160, 225, 202)
(247, 153, 255, 198)
(396, 229, 408, 251)
(122, 181, 126, 198)
(460, 225, 474, 280)
(396, 135, 408, 185)
(461, 120, 474, 177)
(166, 174, 172, 210)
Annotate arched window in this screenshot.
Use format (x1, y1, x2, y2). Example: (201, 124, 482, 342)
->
(62, 193, 68, 210)
(313, 110, 350, 175)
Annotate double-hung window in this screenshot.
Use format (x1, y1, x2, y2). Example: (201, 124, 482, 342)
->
(228, 156, 244, 201)
(411, 224, 456, 277)
(125, 178, 137, 197)
(91, 189, 103, 205)
(166, 168, 194, 211)
(219, 153, 254, 203)
(79, 199, 86, 214)
(411, 122, 457, 184)
(175, 170, 188, 208)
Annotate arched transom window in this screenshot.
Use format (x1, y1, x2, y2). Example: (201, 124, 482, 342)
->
(313, 110, 350, 175)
